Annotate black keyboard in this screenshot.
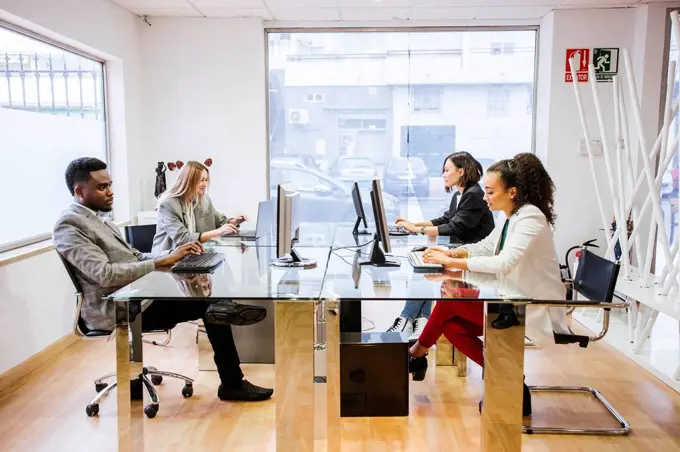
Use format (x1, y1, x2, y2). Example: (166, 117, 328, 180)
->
(171, 251, 225, 273)
(388, 225, 410, 236)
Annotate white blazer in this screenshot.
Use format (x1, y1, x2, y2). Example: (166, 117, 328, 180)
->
(460, 204, 570, 339)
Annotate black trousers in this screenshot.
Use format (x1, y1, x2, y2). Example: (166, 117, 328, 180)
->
(141, 299, 244, 387)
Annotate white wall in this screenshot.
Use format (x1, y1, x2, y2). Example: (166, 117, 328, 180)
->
(536, 6, 670, 257)
(0, 0, 142, 374)
(139, 18, 268, 220)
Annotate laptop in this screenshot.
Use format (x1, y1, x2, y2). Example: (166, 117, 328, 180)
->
(234, 200, 273, 241)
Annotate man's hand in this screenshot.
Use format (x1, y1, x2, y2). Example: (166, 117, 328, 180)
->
(395, 216, 408, 224)
(157, 241, 204, 267)
(218, 223, 239, 236)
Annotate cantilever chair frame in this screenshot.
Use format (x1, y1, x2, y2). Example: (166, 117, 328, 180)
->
(523, 248, 630, 436)
(60, 253, 194, 419)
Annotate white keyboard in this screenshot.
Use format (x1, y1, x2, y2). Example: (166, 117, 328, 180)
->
(408, 251, 444, 272)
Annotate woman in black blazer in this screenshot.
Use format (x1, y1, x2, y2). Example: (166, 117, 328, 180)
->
(395, 152, 495, 244)
(387, 152, 496, 341)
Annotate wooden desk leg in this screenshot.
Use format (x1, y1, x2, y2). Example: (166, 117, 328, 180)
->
(454, 348, 468, 377)
(325, 300, 341, 452)
(275, 302, 315, 452)
(436, 337, 454, 366)
(115, 300, 144, 452)
(481, 303, 525, 452)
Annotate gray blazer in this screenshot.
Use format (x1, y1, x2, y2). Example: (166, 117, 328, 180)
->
(53, 204, 167, 331)
(152, 195, 230, 253)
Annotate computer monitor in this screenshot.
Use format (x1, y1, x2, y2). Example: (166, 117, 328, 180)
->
(360, 179, 400, 268)
(351, 182, 371, 236)
(271, 183, 316, 268)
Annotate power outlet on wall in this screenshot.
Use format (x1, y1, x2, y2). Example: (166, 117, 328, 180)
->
(578, 138, 603, 156)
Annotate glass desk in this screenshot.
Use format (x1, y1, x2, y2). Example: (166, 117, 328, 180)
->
(109, 228, 627, 452)
(210, 222, 340, 248)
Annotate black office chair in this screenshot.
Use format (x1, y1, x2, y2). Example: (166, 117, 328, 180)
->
(124, 224, 157, 254)
(524, 248, 630, 435)
(57, 252, 195, 419)
(124, 224, 171, 346)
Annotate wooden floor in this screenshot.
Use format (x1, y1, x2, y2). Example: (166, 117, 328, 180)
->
(1, 322, 680, 452)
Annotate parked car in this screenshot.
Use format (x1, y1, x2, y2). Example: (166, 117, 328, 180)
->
(383, 156, 429, 198)
(270, 159, 400, 223)
(329, 157, 378, 186)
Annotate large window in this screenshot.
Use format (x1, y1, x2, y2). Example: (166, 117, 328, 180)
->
(0, 24, 107, 251)
(267, 30, 537, 226)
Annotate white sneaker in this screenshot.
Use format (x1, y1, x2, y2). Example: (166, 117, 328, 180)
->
(408, 317, 428, 342)
(386, 317, 412, 334)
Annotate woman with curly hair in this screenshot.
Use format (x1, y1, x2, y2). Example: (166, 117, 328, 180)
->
(407, 152, 569, 418)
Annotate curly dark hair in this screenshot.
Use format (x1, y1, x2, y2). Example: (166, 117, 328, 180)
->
(487, 153, 556, 226)
(441, 151, 484, 193)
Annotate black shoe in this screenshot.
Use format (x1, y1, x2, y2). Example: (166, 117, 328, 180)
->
(491, 312, 520, 329)
(478, 382, 532, 417)
(206, 301, 267, 326)
(218, 380, 273, 402)
(408, 353, 428, 382)
(131, 378, 143, 401)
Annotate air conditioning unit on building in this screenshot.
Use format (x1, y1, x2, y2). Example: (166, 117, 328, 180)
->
(288, 109, 310, 125)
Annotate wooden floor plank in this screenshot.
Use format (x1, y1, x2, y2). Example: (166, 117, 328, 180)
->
(1, 322, 680, 452)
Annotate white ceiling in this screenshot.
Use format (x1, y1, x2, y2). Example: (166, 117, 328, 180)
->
(110, 0, 668, 21)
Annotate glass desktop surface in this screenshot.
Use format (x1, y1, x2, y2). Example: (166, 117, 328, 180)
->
(109, 245, 330, 302)
(331, 225, 457, 250)
(210, 222, 338, 248)
(320, 246, 532, 303)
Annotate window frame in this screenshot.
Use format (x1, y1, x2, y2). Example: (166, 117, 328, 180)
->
(263, 25, 540, 201)
(0, 19, 110, 254)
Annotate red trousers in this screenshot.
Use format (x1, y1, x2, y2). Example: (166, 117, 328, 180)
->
(418, 301, 484, 367)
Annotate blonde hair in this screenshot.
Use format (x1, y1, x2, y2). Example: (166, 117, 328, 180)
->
(160, 160, 210, 205)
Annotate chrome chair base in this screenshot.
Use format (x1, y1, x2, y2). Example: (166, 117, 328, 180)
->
(522, 385, 631, 435)
(86, 366, 194, 419)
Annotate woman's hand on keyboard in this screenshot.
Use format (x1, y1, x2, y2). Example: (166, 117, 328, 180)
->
(423, 248, 453, 259)
(422, 249, 452, 266)
(395, 219, 416, 233)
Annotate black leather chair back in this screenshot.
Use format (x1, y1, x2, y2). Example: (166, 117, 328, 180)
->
(124, 224, 157, 253)
(573, 249, 620, 303)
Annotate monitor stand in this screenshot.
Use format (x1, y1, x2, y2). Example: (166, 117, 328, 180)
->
(271, 248, 317, 269)
(359, 236, 400, 268)
(352, 217, 373, 236)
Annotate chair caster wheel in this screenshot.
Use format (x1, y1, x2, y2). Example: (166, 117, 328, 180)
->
(86, 404, 99, 417)
(144, 405, 158, 419)
(182, 384, 193, 398)
(95, 383, 108, 393)
(151, 375, 163, 385)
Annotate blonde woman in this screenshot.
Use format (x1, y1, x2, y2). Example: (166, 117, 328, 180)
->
(152, 161, 246, 253)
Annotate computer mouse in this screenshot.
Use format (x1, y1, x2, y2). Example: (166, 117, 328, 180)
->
(411, 246, 428, 252)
